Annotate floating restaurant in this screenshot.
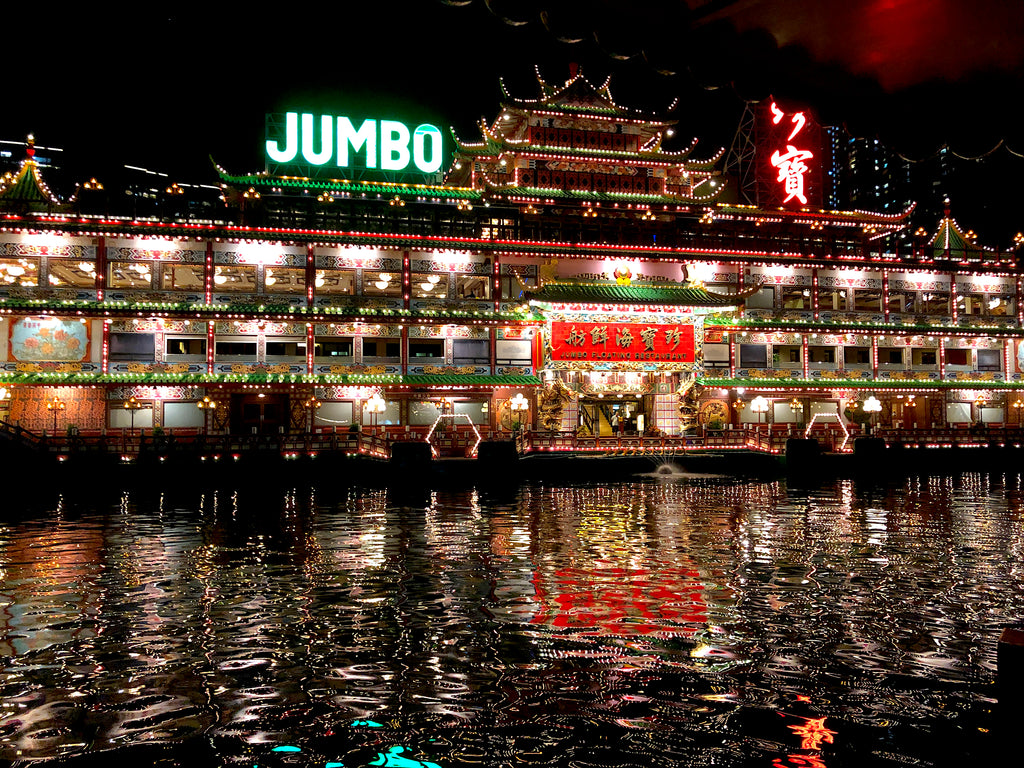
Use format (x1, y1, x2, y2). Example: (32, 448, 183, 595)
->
(1, 69, 1021, 459)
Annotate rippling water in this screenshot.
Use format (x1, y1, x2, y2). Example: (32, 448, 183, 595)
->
(2, 473, 1023, 767)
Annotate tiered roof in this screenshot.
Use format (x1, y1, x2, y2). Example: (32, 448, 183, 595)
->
(447, 67, 725, 205)
(0, 136, 62, 213)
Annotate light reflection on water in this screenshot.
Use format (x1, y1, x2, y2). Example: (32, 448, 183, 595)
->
(1, 474, 1022, 766)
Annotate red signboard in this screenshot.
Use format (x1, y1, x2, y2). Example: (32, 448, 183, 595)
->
(550, 321, 695, 362)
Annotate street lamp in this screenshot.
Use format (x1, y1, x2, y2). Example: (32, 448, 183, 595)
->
(46, 395, 65, 434)
(509, 392, 529, 431)
(303, 396, 322, 433)
(365, 392, 387, 432)
(197, 395, 217, 435)
(863, 395, 882, 435)
(750, 395, 769, 428)
(124, 396, 142, 434)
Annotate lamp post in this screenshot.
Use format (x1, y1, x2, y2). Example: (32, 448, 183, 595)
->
(46, 395, 65, 435)
(1013, 398, 1024, 427)
(197, 395, 217, 436)
(509, 392, 529, 431)
(750, 395, 769, 429)
(365, 392, 387, 433)
(303, 396, 322, 433)
(124, 396, 142, 434)
(863, 395, 882, 435)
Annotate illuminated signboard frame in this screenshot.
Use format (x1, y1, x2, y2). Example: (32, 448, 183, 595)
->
(264, 111, 447, 182)
(549, 320, 701, 370)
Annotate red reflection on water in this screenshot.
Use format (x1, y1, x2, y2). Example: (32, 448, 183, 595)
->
(788, 717, 837, 751)
(772, 756, 827, 768)
(530, 566, 707, 635)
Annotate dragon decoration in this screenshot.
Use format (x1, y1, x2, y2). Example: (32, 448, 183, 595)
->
(537, 377, 575, 431)
(676, 376, 705, 432)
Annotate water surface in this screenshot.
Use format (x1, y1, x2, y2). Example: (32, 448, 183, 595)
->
(2, 473, 1022, 766)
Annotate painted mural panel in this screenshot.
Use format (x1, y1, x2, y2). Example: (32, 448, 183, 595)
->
(9, 317, 89, 362)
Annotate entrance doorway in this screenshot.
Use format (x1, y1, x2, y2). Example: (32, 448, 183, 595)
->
(231, 394, 290, 434)
(578, 396, 646, 436)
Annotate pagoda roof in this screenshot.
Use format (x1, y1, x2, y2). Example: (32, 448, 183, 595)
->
(452, 131, 716, 167)
(0, 140, 61, 212)
(528, 279, 750, 307)
(500, 67, 675, 123)
(928, 200, 983, 260)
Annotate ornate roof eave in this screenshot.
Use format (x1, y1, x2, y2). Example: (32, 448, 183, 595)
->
(450, 126, 500, 155)
(213, 160, 478, 201)
(713, 201, 916, 232)
(928, 201, 985, 260)
(527, 279, 747, 307)
(0, 158, 62, 210)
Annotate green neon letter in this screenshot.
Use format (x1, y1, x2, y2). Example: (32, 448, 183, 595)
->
(301, 113, 333, 166)
(266, 112, 298, 163)
(413, 124, 443, 173)
(380, 120, 411, 171)
(337, 117, 377, 169)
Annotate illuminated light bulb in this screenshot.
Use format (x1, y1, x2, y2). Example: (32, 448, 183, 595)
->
(377, 273, 392, 282)
(78, 261, 95, 273)
(428, 274, 441, 284)
(374, 280, 388, 291)
(421, 282, 434, 292)
(7, 265, 24, 276)
(214, 274, 227, 285)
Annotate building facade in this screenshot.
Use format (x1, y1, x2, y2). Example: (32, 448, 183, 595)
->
(2, 71, 1021, 451)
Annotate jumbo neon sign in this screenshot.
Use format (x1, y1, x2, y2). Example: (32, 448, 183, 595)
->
(265, 112, 444, 174)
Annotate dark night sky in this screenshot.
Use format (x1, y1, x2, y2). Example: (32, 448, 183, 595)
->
(6, 1, 1024, 242)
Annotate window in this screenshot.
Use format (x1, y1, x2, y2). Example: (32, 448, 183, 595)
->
(912, 348, 938, 366)
(0, 257, 39, 286)
(817, 287, 848, 311)
(264, 267, 306, 294)
(165, 337, 206, 356)
(161, 264, 205, 291)
(409, 339, 444, 358)
(987, 294, 1014, 316)
(363, 339, 400, 358)
(780, 287, 810, 309)
(453, 339, 489, 364)
(412, 273, 447, 299)
(364, 270, 401, 297)
(739, 344, 768, 368)
(957, 292, 986, 316)
(853, 289, 882, 312)
(215, 338, 257, 358)
(945, 348, 969, 366)
(314, 338, 353, 358)
(109, 332, 154, 361)
(109, 262, 153, 289)
(495, 339, 532, 366)
(265, 339, 306, 357)
(880, 349, 904, 365)
(844, 347, 870, 365)
(808, 346, 835, 364)
(313, 269, 355, 295)
(887, 290, 916, 314)
(920, 292, 950, 314)
(978, 349, 1001, 371)
(500, 267, 538, 300)
(212, 265, 257, 292)
(48, 260, 96, 288)
(745, 285, 774, 309)
(455, 274, 490, 300)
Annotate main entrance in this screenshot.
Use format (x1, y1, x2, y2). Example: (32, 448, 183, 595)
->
(578, 395, 648, 436)
(230, 394, 290, 434)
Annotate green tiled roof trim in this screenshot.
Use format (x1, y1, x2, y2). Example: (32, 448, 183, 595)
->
(216, 168, 480, 200)
(700, 377, 1024, 390)
(709, 316, 1024, 336)
(0, 298, 542, 323)
(0, 372, 542, 387)
(530, 281, 742, 306)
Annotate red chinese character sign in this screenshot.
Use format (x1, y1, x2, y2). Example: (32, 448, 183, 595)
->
(759, 99, 823, 209)
(550, 321, 695, 363)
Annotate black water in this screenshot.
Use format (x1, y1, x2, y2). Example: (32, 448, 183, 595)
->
(2, 472, 1023, 767)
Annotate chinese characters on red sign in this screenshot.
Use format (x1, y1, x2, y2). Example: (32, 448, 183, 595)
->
(550, 321, 695, 362)
(769, 101, 815, 206)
